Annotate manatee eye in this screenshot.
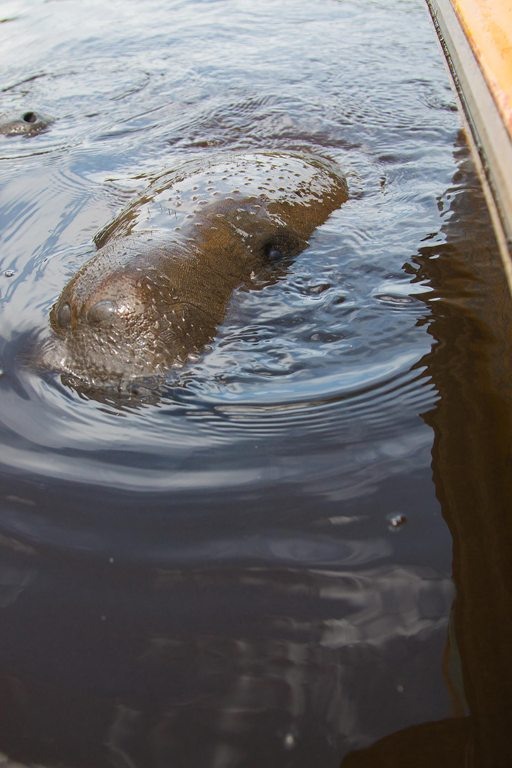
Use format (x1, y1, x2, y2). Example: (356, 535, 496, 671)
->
(87, 299, 117, 325)
(263, 241, 284, 261)
(263, 229, 302, 261)
(57, 302, 71, 328)
(23, 112, 37, 123)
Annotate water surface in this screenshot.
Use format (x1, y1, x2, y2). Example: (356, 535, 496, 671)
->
(0, 1, 510, 766)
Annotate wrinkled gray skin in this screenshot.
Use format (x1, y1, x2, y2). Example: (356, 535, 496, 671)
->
(0, 111, 52, 136)
(43, 151, 348, 394)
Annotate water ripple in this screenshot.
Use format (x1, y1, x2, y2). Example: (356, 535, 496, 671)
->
(0, 3, 462, 759)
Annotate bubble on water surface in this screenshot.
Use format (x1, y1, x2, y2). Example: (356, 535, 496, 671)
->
(387, 513, 408, 531)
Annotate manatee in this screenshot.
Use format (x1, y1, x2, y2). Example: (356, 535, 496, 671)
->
(43, 151, 348, 393)
(0, 110, 52, 136)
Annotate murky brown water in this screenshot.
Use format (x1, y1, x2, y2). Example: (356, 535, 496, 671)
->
(0, 1, 511, 766)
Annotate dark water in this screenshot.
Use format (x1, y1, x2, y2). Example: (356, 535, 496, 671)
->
(1, 1, 511, 766)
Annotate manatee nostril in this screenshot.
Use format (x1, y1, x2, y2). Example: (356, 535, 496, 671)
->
(87, 299, 117, 325)
(22, 112, 37, 123)
(57, 302, 71, 328)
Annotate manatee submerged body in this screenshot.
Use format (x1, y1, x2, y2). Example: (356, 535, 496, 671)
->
(44, 151, 348, 391)
(0, 111, 51, 136)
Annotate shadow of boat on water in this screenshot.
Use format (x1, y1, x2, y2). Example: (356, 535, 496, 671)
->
(342, 135, 512, 768)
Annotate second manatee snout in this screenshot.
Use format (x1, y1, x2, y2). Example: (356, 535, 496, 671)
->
(0, 111, 52, 136)
(44, 151, 348, 391)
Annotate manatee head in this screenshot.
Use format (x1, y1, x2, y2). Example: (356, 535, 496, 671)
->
(40, 151, 348, 397)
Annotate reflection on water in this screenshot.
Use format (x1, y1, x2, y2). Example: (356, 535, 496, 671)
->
(0, 0, 509, 766)
(420, 141, 512, 767)
(341, 140, 512, 767)
(0, 553, 453, 768)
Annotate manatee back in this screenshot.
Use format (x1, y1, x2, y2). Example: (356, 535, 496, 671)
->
(95, 151, 348, 247)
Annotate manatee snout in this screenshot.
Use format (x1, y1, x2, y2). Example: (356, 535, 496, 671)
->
(51, 269, 146, 336)
(47, 241, 181, 384)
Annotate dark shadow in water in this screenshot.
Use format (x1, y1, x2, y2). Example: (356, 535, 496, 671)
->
(341, 136, 512, 767)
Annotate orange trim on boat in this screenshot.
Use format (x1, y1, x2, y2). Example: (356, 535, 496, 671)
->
(426, 0, 512, 288)
(451, 0, 512, 136)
